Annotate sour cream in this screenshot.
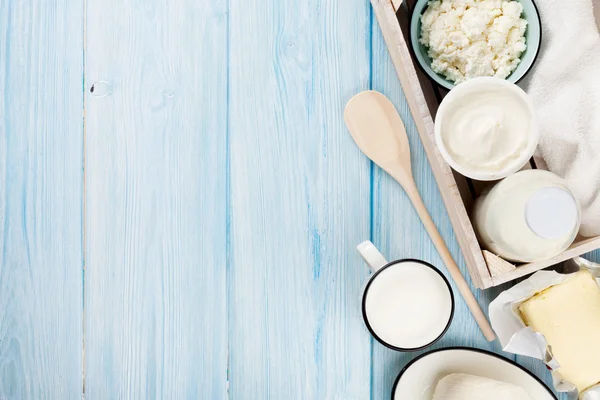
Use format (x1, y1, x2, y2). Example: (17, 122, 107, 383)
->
(435, 78, 538, 181)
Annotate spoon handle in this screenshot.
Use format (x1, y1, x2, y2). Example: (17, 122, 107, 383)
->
(403, 179, 497, 342)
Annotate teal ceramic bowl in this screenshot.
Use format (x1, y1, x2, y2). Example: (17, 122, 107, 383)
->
(409, 0, 542, 90)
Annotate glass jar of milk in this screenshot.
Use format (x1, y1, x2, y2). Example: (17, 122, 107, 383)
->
(473, 170, 581, 263)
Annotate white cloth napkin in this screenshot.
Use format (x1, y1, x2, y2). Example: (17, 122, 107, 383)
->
(523, 0, 600, 236)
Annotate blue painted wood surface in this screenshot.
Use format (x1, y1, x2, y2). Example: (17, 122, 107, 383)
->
(0, 0, 597, 398)
(227, 0, 372, 397)
(84, 0, 227, 398)
(0, 1, 84, 398)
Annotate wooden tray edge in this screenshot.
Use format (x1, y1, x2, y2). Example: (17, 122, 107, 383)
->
(491, 236, 600, 286)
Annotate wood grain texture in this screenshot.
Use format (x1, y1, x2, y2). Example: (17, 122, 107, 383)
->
(227, 0, 373, 397)
(84, 0, 228, 397)
(0, 0, 84, 398)
(0, 0, 590, 397)
(370, 10, 513, 399)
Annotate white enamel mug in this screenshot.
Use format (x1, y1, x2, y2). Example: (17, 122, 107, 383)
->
(357, 241, 454, 351)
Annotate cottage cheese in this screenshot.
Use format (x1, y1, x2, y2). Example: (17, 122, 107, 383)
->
(420, 0, 527, 83)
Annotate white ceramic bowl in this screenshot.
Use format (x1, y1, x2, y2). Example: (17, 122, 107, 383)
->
(434, 77, 539, 181)
(392, 347, 557, 399)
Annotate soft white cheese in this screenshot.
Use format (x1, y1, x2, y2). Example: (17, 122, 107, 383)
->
(519, 271, 600, 394)
(420, 0, 527, 83)
(432, 373, 534, 400)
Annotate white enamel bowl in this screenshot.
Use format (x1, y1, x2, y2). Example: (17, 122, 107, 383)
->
(392, 347, 557, 399)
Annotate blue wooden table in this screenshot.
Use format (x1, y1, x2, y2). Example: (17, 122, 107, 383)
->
(1, 1, 595, 398)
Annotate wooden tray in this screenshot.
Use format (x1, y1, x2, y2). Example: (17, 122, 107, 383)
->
(371, 0, 600, 289)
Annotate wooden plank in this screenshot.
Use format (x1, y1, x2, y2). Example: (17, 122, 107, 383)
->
(84, 0, 228, 397)
(371, 0, 493, 288)
(0, 1, 83, 397)
(227, 0, 372, 397)
(370, 3, 513, 397)
(491, 236, 600, 286)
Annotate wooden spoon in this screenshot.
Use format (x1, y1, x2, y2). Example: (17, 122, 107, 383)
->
(345, 90, 496, 342)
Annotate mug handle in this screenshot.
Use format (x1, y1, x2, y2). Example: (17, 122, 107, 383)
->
(357, 241, 388, 272)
